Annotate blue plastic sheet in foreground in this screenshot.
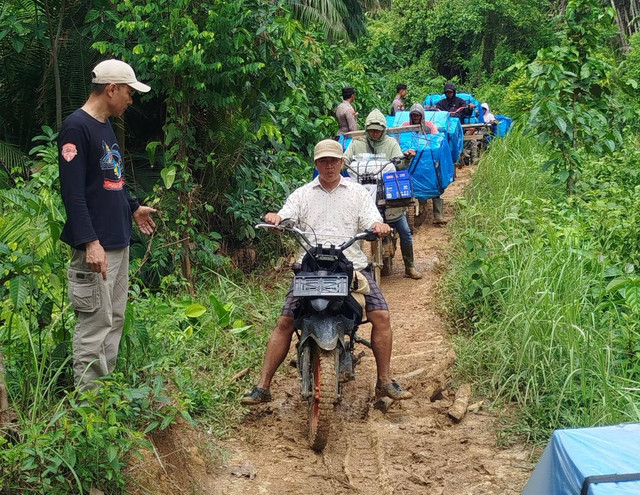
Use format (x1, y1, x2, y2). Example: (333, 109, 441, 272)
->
(522, 423, 640, 495)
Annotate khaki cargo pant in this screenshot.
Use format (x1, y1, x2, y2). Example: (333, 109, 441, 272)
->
(67, 247, 129, 391)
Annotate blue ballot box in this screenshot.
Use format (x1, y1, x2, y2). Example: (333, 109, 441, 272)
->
(522, 423, 640, 495)
(383, 171, 413, 200)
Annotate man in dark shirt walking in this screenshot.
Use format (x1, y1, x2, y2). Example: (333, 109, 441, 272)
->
(58, 59, 156, 391)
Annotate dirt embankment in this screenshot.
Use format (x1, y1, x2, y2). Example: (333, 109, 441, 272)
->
(129, 166, 536, 495)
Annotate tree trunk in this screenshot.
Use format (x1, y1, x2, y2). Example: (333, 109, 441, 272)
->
(481, 8, 499, 73)
(609, 0, 640, 51)
(43, 0, 67, 130)
(0, 347, 9, 413)
(180, 191, 195, 296)
(175, 99, 195, 294)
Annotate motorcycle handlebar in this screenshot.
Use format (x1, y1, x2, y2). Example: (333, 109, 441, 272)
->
(255, 221, 385, 251)
(344, 156, 405, 178)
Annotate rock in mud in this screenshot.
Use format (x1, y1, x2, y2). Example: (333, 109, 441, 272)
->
(231, 460, 258, 480)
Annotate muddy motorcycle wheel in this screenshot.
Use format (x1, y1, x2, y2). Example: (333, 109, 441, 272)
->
(369, 240, 382, 285)
(380, 234, 396, 277)
(308, 347, 338, 451)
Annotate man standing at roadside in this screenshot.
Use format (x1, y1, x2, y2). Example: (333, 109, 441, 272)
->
(58, 59, 157, 391)
(390, 84, 407, 116)
(336, 86, 358, 136)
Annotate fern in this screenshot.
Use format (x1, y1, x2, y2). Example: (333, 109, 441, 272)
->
(0, 140, 29, 178)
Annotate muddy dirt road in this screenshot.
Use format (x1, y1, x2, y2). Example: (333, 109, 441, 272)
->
(128, 167, 536, 494)
(199, 167, 535, 495)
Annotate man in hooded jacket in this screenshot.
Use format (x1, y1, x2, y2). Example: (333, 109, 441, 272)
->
(436, 82, 475, 121)
(402, 104, 446, 225)
(343, 109, 422, 279)
(403, 103, 438, 134)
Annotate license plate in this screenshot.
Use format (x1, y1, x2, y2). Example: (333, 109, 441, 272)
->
(293, 274, 349, 297)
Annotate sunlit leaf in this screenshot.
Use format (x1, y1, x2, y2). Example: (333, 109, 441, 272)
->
(160, 166, 176, 190)
(184, 303, 206, 318)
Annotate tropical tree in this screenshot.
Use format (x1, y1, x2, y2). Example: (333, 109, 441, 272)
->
(528, 0, 621, 193)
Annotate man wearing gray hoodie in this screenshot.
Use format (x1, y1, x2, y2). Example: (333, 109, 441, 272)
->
(344, 109, 422, 279)
(405, 103, 446, 225)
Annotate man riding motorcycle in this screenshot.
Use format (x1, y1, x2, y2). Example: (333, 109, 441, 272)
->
(343, 109, 422, 279)
(242, 139, 413, 405)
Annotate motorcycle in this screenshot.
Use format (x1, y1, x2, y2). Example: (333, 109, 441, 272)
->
(255, 220, 379, 451)
(344, 154, 407, 283)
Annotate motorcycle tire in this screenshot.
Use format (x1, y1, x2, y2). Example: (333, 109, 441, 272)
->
(413, 200, 429, 228)
(380, 235, 396, 277)
(369, 240, 382, 285)
(406, 198, 418, 233)
(381, 255, 393, 276)
(308, 347, 338, 451)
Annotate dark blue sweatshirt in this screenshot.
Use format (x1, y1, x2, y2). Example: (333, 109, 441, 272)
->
(58, 109, 139, 250)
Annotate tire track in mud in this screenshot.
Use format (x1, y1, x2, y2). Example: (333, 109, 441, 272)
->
(210, 167, 535, 495)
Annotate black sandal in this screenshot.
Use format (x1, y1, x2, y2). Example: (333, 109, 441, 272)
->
(241, 386, 272, 405)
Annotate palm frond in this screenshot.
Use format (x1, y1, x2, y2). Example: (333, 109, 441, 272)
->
(287, 0, 349, 40)
(0, 140, 30, 178)
(341, 0, 367, 40)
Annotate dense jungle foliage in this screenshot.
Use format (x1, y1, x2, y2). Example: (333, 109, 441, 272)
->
(1, 0, 639, 491)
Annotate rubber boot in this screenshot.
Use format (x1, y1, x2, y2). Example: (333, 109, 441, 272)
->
(401, 243, 422, 279)
(433, 197, 446, 225)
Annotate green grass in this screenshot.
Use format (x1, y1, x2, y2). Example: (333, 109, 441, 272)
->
(0, 140, 293, 493)
(444, 127, 640, 443)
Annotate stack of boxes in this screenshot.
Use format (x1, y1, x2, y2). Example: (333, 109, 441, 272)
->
(383, 170, 413, 201)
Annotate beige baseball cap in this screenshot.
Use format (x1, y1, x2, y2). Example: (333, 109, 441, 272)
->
(91, 59, 151, 93)
(314, 139, 344, 161)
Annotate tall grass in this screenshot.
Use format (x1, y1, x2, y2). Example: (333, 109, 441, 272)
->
(444, 127, 640, 442)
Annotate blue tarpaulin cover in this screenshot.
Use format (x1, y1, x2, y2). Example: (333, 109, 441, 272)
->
(423, 111, 463, 164)
(423, 93, 484, 123)
(386, 110, 463, 165)
(496, 114, 513, 137)
(522, 423, 640, 495)
(338, 129, 454, 201)
(398, 132, 454, 201)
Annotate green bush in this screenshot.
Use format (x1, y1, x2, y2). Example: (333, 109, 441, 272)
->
(0, 134, 287, 492)
(444, 128, 640, 442)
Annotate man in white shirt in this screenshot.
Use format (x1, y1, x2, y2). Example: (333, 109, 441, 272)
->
(242, 139, 413, 405)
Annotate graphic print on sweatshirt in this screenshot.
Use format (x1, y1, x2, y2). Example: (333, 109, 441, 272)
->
(101, 141, 124, 190)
